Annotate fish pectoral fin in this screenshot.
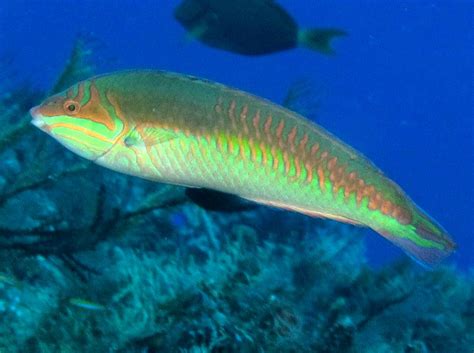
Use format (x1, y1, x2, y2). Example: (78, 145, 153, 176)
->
(187, 23, 209, 41)
(243, 197, 363, 225)
(142, 127, 178, 146)
(125, 127, 178, 147)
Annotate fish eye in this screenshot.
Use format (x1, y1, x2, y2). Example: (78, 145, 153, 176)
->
(63, 100, 80, 115)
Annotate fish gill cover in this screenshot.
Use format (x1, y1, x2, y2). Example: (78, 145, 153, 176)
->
(0, 1, 473, 353)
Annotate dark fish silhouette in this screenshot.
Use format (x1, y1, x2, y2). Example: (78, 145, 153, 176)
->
(185, 188, 258, 212)
(174, 0, 347, 56)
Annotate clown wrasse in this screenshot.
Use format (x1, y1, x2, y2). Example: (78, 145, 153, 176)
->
(30, 70, 456, 266)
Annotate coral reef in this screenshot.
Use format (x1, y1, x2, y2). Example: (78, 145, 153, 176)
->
(0, 37, 472, 353)
(1, 212, 472, 353)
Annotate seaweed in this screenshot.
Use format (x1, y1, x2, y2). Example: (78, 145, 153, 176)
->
(0, 34, 96, 155)
(2, 214, 471, 353)
(50, 35, 96, 95)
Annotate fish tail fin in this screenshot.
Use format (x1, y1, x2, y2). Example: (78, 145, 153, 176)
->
(374, 207, 456, 268)
(298, 28, 347, 55)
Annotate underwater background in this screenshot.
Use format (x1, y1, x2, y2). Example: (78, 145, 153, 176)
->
(0, 0, 473, 352)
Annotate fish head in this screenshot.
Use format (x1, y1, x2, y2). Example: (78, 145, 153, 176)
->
(30, 80, 125, 161)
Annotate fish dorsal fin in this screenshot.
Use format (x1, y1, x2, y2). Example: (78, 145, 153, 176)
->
(244, 197, 363, 226)
(124, 127, 177, 148)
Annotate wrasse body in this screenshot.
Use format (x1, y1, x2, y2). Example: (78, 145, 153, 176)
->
(30, 70, 455, 266)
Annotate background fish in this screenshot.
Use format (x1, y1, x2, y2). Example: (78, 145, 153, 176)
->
(29, 70, 455, 266)
(0, 273, 20, 288)
(174, 0, 347, 55)
(68, 297, 106, 311)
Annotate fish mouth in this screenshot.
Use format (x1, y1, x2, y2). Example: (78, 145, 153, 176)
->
(30, 106, 47, 129)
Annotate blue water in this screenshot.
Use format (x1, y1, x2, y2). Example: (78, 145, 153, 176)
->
(2, 0, 473, 269)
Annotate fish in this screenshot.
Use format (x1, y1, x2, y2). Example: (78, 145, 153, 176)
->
(0, 273, 20, 287)
(68, 297, 106, 311)
(174, 0, 346, 56)
(29, 70, 456, 266)
(185, 80, 315, 213)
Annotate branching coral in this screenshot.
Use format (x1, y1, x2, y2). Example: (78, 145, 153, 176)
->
(2, 214, 471, 353)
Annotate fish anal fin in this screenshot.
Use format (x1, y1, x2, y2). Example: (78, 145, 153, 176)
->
(244, 197, 362, 225)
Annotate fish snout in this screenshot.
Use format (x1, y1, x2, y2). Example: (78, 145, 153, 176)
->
(30, 105, 47, 129)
